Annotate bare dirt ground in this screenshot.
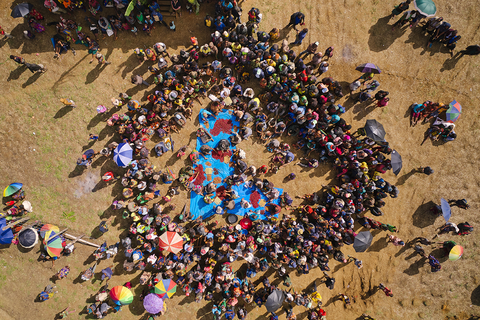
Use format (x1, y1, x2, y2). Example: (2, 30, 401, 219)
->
(0, 0, 480, 319)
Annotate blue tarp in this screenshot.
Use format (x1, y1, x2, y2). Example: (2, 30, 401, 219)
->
(189, 109, 282, 220)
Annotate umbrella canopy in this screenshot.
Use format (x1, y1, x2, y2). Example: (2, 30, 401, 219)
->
(0, 218, 14, 245)
(441, 198, 451, 222)
(3, 183, 23, 197)
(113, 143, 133, 167)
(265, 289, 285, 313)
(11, 3, 33, 18)
(449, 245, 464, 261)
(144, 293, 165, 314)
(355, 63, 381, 74)
(159, 231, 183, 254)
(227, 214, 238, 224)
(153, 279, 177, 299)
(39, 224, 60, 238)
(446, 100, 462, 123)
(353, 231, 373, 252)
(18, 227, 38, 248)
(391, 150, 403, 176)
(110, 286, 134, 305)
(364, 119, 386, 142)
(240, 217, 253, 230)
(414, 0, 437, 17)
(43, 230, 65, 257)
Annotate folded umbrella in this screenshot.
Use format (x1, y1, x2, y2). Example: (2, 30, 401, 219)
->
(391, 150, 403, 176)
(441, 198, 451, 222)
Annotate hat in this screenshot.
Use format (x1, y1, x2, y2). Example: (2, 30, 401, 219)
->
(314, 41, 319, 46)
(96, 53, 102, 58)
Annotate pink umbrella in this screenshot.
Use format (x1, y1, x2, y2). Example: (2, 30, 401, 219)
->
(159, 231, 183, 254)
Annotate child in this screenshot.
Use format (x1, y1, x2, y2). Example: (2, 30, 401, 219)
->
(169, 21, 176, 31)
(325, 46, 334, 59)
(60, 98, 76, 108)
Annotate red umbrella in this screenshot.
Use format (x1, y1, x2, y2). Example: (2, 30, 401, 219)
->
(240, 217, 253, 230)
(159, 231, 183, 254)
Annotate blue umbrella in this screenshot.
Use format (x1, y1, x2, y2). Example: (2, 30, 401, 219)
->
(113, 143, 133, 167)
(0, 218, 14, 245)
(441, 198, 451, 222)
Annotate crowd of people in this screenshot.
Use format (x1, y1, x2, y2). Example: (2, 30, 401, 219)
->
(2, 0, 476, 320)
(389, 0, 462, 56)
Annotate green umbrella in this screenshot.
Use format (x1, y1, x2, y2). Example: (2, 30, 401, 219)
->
(414, 0, 437, 17)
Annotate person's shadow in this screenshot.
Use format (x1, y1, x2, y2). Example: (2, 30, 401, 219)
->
(7, 65, 27, 81)
(22, 71, 43, 88)
(395, 168, 416, 185)
(440, 52, 463, 72)
(368, 16, 406, 52)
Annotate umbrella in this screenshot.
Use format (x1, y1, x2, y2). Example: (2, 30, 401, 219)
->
(227, 214, 238, 224)
(159, 231, 183, 254)
(43, 230, 65, 257)
(446, 100, 462, 123)
(153, 279, 177, 299)
(110, 286, 134, 305)
(113, 143, 133, 167)
(18, 227, 38, 248)
(0, 218, 14, 245)
(144, 293, 165, 314)
(414, 0, 437, 17)
(39, 224, 60, 238)
(449, 245, 464, 261)
(353, 231, 373, 252)
(3, 183, 23, 197)
(265, 289, 284, 313)
(11, 3, 33, 18)
(355, 63, 381, 74)
(240, 217, 253, 230)
(364, 119, 386, 142)
(154, 142, 169, 156)
(441, 198, 451, 222)
(391, 150, 403, 176)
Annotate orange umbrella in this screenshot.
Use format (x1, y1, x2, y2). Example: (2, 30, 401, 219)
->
(159, 231, 183, 254)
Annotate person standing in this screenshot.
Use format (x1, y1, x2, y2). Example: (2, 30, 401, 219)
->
(286, 12, 305, 30)
(95, 52, 111, 65)
(58, 307, 76, 318)
(416, 166, 434, 175)
(292, 28, 309, 45)
(9, 55, 25, 64)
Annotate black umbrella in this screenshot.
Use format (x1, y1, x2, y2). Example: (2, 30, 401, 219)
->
(11, 3, 33, 18)
(364, 119, 386, 142)
(18, 227, 38, 248)
(265, 289, 284, 313)
(353, 231, 373, 252)
(227, 214, 238, 224)
(391, 150, 402, 175)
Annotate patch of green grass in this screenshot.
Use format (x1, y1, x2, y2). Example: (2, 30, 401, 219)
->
(62, 210, 76, 222)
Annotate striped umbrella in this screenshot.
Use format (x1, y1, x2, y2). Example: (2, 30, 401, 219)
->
(113, 143, 133, 167)
(3, 183, 23, 197)
(153, 279, 177, 299)
(159, 231, 183, 254)
(449, 245, 464, 261)
(40, 224, 60, 238)
(43, 230, 65, 257)
(446, 100, 462, 123)
(110, 286, 134, 305)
